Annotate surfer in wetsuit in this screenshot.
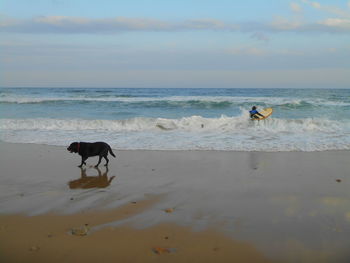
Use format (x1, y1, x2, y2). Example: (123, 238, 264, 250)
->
(249, 106, 264, 119)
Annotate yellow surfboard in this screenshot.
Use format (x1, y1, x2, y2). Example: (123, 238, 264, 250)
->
(252, 107, 273, 120)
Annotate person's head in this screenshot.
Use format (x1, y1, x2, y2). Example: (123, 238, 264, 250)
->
(252, 106, 257, 110)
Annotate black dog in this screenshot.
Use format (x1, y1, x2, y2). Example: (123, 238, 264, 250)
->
(67, 142, 116, 167)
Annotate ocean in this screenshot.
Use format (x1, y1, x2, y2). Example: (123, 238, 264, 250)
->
(1, 87, 350, 151)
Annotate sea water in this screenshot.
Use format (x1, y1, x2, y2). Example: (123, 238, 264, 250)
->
(1, 87, 350, 151)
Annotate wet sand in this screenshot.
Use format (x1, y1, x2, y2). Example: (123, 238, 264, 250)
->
(0, 202, 270, 263)
(0, 142, 350, 262)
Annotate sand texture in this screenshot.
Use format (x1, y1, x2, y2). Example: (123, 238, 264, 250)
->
(1, 142, 350, 262)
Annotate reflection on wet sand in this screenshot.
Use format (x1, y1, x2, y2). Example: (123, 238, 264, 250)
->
(249, 152, 259, 170)
(68, 167, 115, 189)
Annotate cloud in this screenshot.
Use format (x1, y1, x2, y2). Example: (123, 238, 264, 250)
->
(270, 16, 302, 30)
(1, 15, 350, 34)
(311, 1, 321, 9)
(0, 16, 239, 34)
(250, 32, 270, 42)
(295, 1, 350, 33)
(319, 18, 350, 29)
(290, 2, 303, 13)
(302, 0, 350, 18)
(183, 18, 238, 30)
(269, 15, 350, 33)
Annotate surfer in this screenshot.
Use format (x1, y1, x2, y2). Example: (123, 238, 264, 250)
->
(249, 106, 264, 119)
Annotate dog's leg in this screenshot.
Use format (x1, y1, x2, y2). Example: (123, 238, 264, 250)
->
(95, 156, 102, 167)
(79, 156, 88, 167)
(104, 155, 109, 166)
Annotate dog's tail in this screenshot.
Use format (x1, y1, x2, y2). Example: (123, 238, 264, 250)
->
(108, 145, 116, 158)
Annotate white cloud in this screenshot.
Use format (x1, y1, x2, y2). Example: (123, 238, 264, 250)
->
(311, 1, 321, 9)
(270, 16, 302, 30)
(302, 0, 350, 18)
(319, 18, 350, 29)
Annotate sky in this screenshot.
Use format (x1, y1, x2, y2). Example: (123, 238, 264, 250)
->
(1, 0, 350, 88)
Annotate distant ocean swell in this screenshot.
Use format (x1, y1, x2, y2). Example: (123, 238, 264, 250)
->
(1, 96, 349, 109)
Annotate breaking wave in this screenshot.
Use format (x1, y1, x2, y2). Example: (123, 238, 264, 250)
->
(1, 115, 350, 152)
(1, 115, 348, 133)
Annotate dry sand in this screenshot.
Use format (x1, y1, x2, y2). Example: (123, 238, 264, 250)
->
(0, 142, 350, 262)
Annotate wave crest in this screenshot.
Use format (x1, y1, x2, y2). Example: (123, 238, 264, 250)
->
(1, 116, 349, 151)
(1, 95, 349, 109)
(1, 115, 348, 134)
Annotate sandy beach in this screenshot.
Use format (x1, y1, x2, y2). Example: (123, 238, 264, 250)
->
(1, 142, 350, 262)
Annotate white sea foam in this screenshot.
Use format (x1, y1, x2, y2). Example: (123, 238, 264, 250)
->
(1, 115, 350, 151)
(1, 115, 348, 133)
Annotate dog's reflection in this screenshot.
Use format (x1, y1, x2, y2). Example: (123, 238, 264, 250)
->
(68, 167, 115, 189)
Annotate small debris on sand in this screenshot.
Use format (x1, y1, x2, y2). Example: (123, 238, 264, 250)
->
(164, 208, 174, 213)
(71, 224, 89, 236)
(29, 246, 40, 252)
(152, 247, 177, 255)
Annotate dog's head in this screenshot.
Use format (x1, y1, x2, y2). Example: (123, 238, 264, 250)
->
(67, 142, 79, 153)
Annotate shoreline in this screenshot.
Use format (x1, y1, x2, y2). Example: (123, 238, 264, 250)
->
(1, 142, 350, 262)
(3, 140, 350, 153)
